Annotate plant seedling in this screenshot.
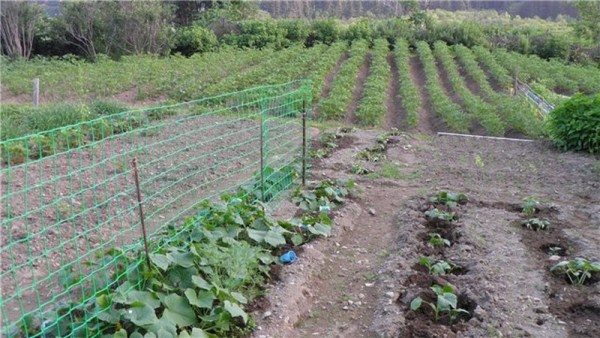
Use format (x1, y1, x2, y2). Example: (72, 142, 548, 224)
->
(521, 197, 540, 216)
(410, 284, 469, 322)
(424, 208, 458, 223)
(419, 257, 454, 276)
(520, 218, 549, 231)
(551, 258, 600, 285)
(429, 191, 468, 208)
(428, 233, 450, 248)
(351, 163, 372, 175)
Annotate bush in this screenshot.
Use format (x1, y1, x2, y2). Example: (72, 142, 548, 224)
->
(547, 93, 600, 154)
(277, 19, 310, 45)
(223, 20, 287, 49)
(309, 19, 341, 46)
(343, 19, 375, 44)
(174, 25, 218, 56)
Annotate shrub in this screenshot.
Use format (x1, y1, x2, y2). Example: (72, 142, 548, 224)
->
(309, 19, 341, 46)
(278, 19, 310, 45)
(343, 19, 375, 43)
(174, 26, 218, 56)
(224, 20, 287, 49)
(547, 93, 600, 154)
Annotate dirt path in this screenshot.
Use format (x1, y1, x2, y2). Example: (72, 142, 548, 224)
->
(409, 56, 435, 133)
(386, 53, 406, 130)
(346, 54, 371, 125)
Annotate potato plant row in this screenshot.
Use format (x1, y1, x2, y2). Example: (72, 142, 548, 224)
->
(356, 39, 391, 126)
(470, 46, 512, 89)
(433, 41, 505, 136)
(202, 44, 326, 96)
(318, 40, 369, 120)
(415, 41, 470, 133)
(394, 39, 421, 128)
(453, 45, 542, 136)
(309, 42, 348, 103)
(492, 48, 600, 95)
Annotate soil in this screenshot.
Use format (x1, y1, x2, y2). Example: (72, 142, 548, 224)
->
(252, 128, 600, 338)
(386, 53, 406, 129)
(313, 52, 349, 120)
(346, 54, 371, 125)
(408, 56, 437, 133)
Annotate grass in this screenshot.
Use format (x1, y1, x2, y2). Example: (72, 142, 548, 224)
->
(367, 161, 421, 181)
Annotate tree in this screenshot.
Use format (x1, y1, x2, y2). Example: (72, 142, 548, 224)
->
(0, 1, 42, 59)
(117, 1, 175, 55)
(60, 1, 116, 60)
(572, 0, 600, 42)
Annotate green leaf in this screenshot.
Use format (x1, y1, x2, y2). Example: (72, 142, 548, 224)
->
(192, 275, 211, 290)
(163, 294, 198, 327)
(230, 292, 247, 304)
(410, 297, 422, 311)
(123, 302, 158, 326)
(437, 293, 458, 311)
(291, 233, 304, 246)
(114, 329, 127, 338)
(224, 300, 248, 323)
(185, 289, 214, 309)
(168, 252, 195, 268)
(150, 253, 170, 271)
(178, 328, 211, 338)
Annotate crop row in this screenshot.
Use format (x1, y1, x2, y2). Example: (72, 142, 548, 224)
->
(492, 48, 600, 95)
(470, 46, 512, 89)
(433, 41, 505, 136)
(1, 47, 273, 102)
(394, 39, 421, 128)
(355, 39, 391, 126)
(453, 45, 542, 136)
(309, 42, 348, 103)
(415, 42, 470, 133)
(318, 40, 369, 120)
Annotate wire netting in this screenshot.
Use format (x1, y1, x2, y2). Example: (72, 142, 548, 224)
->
(0, 80, 312, 337)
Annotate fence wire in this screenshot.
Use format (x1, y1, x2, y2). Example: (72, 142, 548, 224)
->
(0, 80, 312, 337)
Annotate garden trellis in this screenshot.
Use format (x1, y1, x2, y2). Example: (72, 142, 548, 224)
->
(0, 80, 312, 337)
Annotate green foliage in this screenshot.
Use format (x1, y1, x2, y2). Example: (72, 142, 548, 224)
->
(240, 165, 298, 203)
(520, 218, 550, 231)
(310, 19, 341, 45)
(521, 197, 540, 216)
(433, 41, 505, 136)
(425, 209, 458, 223)
(174, 25, 218, 56)
(551, 258, 600, 285)
(415, 41, 470, 133)
(292, 179, 354, 213)
(394, 39, 421, 128)
(418, 257, 455, 276)
(428, 233, 450, 248)
(428, 191, 468, 209)
(278, 19, 311, 45)
(355, 39, 390, 126)
(547, 94, 600, 154)
(318, 39, 368, 120)
(223, 20, 287, 50)
(410, 284, 469, 322)
(309, 42, 347, 102)
(343, 19, 375, 43)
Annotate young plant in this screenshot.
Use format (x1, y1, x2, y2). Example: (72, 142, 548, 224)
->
(410, 284, 469, 322)
(418, 257, 454, 276)
(521, 197, 540, 216)
(520, 218, 550, 231)
(350, 163, 372, 175)
(551, 258, 600, 285)
(424, 208, 458, 223)
(428, 233, 450, 248)
(428, 191, 468, 209)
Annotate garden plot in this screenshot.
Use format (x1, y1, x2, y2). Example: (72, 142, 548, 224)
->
(251, 129, 599, 337)
(0, 108, 302, 324)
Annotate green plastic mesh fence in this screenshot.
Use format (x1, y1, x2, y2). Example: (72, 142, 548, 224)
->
(0, 80, 312, 337)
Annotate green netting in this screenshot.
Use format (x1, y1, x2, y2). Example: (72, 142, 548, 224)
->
(0, 80, 312, 337)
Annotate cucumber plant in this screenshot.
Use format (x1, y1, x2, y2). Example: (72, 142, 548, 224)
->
(428, 191, 468, 209)
(428, 233, 450, 248)
(520, 218, 550, 231)
(410, 284, 469, 322)
(551, 258, 600, 285)
(521, 197, 540, 216)
(418, 257, 454, 276)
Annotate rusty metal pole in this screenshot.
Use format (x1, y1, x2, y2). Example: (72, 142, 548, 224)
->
(131, 158, 151, 269)
(301, 99, 307, 187)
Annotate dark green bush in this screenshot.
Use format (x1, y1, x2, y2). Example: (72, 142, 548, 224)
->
(277, 19, 311, 45)
(309, 19, 341, 45)
(223, 20, 287, 49)
(173, 25, 218, 56)
(343, 19, 375, 43)
(547, 93, 600, 154)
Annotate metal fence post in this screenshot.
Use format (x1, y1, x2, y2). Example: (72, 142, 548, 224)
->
(259, 101, 265, 202)
(131, 158, 151, 269)
(301, 99, 307, 187)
